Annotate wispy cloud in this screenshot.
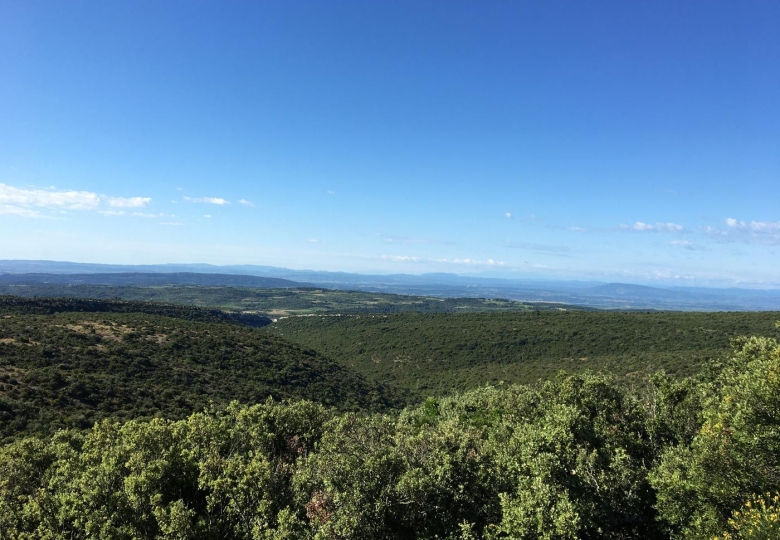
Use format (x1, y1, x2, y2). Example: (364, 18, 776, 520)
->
(505, 212, 537, 223)
(432, 257, 507, 266)
(0, 204, 43, 218)
(382, 255, 506, 266)
(183, 196, 230, 205)
(238, 199, 255, 207)
(668, 239, 703, 251)
(99, 210, 172, 219)
(0, 183, 152, 218)
(382, 255, 421, 262)
(621, 221, 684, 233)
(725, 217, 780, 233)
(107, 196, 151, 208)
(706, 217, 780, 244)
(327, 190, 336, 196)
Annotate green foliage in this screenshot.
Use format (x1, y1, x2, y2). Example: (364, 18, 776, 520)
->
(716, 492, 780, 540)
(0, 295, 272, 327)
(3, 295, 780, 538)
(0, 375, 666, 539)
(651, 336, 780, 539)
(0, 303, 402, 441)
(2, 336, 780, 540)
(0, 399, 328, 539)
(265, 311, 780, 398)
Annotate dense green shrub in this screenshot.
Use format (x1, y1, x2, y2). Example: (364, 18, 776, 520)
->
(651, 335, 780, 539)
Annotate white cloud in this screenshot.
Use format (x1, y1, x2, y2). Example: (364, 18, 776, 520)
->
(307, 239, 320, 243)
(505, 212, 512, 219)
(721, 217, 780, 232)
(710, 217, 780, 245)
(183, 196, 230, 205)
(621, 221, 684, 233)
(107, 196, 151, 208)
(658, 222, 684, 232)
(446, 257, 506, 266)
(380, 255, 506, 266)
(0, 183, 154, 218)
(238, 199, 255, 207)
(668, 239, 703, 251)
(0, 183, 101, 210)
(382, 255, 421, 262)
(704, 225, 728, 237)
(725, 217, 745, 228)
(203, 214, 211, 219)
(327, 190, 336, 196)
(747, 220, 780, 233)
(630, 221, 653, 231)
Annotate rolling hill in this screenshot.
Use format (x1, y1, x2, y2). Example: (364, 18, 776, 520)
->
(0, 297, 403, 442)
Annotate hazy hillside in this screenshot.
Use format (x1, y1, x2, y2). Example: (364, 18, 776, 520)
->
(264, 310, 780, 397)
(3, 261, 780, 310)
(0, 299, 403, 442)
(0, 284, 581, 315)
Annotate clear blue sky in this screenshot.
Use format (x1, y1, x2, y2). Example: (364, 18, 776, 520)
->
(1, 1, 778, 286)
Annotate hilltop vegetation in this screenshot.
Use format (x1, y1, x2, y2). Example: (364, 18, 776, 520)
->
(3, 334, 780, 539)
(265, 310, 780, 397)
(0, 299, 402, 442)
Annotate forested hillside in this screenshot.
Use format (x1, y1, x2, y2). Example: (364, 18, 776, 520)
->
(0, 295, 272, 327)
(0, 301, 402, 442)
(265, 310, 780, 397)
(2, 333, 779, 539)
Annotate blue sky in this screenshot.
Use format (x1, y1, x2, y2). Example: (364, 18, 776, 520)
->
(1, 1, 779, 286)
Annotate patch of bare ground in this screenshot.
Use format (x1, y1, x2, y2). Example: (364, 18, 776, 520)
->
(145, 334, 169, 345)
(62, 321, 133, 341)
(0, 364, 25, 380)
(0, 338, 38, 346)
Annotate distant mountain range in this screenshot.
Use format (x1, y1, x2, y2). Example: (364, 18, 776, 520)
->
(0, 271, 303, 288)
(2, 260, 780, 311)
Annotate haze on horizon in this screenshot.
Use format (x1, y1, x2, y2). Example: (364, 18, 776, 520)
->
(1, 1, 778, 287)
